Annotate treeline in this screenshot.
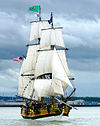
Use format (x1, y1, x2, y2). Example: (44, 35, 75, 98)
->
(69, 97, 100, 102)
(0, 96, 22, 101)
(0, 96, 100, 102)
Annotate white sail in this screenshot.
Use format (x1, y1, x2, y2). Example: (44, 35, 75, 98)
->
(30, 21, 50, 41)
(34, 79, 64, 98)
(52, 79, 64, 95)
(18, 76, 32, 96)
(18, 76, 38, 100)
(62, 81, 68, 92)
(52, 48, 73, 88)
(57, 50, 71, 77)
(35, 50, 53, 77)
(20, 45, 39, 75)
(18, 13, 74, 100)
(18, 45, 39, 99)
(40, 28, 65, 49)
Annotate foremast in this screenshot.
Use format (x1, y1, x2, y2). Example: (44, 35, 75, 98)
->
(18, 7, 74, 102)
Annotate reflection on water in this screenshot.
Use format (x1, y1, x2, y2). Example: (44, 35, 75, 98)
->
(0, 107, 100, 126)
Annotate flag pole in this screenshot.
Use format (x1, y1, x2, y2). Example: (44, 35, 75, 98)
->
(39, 6, 41, 21)
(51, 12, 54, 29)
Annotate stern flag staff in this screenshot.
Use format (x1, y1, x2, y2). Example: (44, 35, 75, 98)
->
(29, 5, 41, 21)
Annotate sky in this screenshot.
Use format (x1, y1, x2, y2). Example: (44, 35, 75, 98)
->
(0, 0, 100, 97)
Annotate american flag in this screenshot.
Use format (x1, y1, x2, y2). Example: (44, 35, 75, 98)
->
(13, 57, 23, 63)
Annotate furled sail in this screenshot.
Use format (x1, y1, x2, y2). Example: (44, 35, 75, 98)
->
(40, 28, 65, 49)
(30, 20, 50, 41)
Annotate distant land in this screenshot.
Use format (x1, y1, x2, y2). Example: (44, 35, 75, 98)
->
(0, 96, 100, 106)
(69, 97, 100, 103)
(0, 96, 100, 102)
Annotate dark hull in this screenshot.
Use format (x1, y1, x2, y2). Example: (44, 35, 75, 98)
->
(22, 112, 63, 120)
(21, 104, 71, 120)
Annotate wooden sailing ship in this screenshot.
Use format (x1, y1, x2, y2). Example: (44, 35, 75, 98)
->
(18, 6, 76, 120)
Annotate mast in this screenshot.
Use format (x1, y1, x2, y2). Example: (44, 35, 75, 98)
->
(51, 12, 54, 29)
(18, 7, 75, 102)
(38, 6, 41, 43)
(39, 6, 41, 21)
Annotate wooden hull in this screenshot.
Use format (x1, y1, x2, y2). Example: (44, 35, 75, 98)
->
(21, 104, 71, 120)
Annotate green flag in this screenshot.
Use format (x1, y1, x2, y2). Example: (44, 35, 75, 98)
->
(29, 6, 40, 12)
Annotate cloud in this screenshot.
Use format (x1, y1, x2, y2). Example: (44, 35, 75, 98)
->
(0, 11, 29, 59)
(72, 70, 100, 97)
(0, 60, 20, 84)
(0, 60, 20, 96)
(55, 17, 100, 48)
(0, 0, 100, 96)
(68, 58, 100, 72)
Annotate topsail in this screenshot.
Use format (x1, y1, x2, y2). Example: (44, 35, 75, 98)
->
(40, 28, 65, 49)
(30, 21, 50, 41)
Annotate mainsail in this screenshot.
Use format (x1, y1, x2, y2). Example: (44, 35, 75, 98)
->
(18, 17, 73, 101)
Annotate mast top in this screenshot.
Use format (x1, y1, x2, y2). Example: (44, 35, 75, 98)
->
(39, 6, 41, 21)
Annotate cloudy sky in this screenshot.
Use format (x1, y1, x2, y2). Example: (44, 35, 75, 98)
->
(0, 0, 100, 97)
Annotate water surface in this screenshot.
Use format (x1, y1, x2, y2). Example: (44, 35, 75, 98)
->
(0, 107, 100, 126)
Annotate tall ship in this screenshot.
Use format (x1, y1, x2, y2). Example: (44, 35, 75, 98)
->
(18, 6, 76, 120)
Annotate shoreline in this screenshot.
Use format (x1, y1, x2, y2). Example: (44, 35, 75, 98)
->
(0, 102, 100, 107)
